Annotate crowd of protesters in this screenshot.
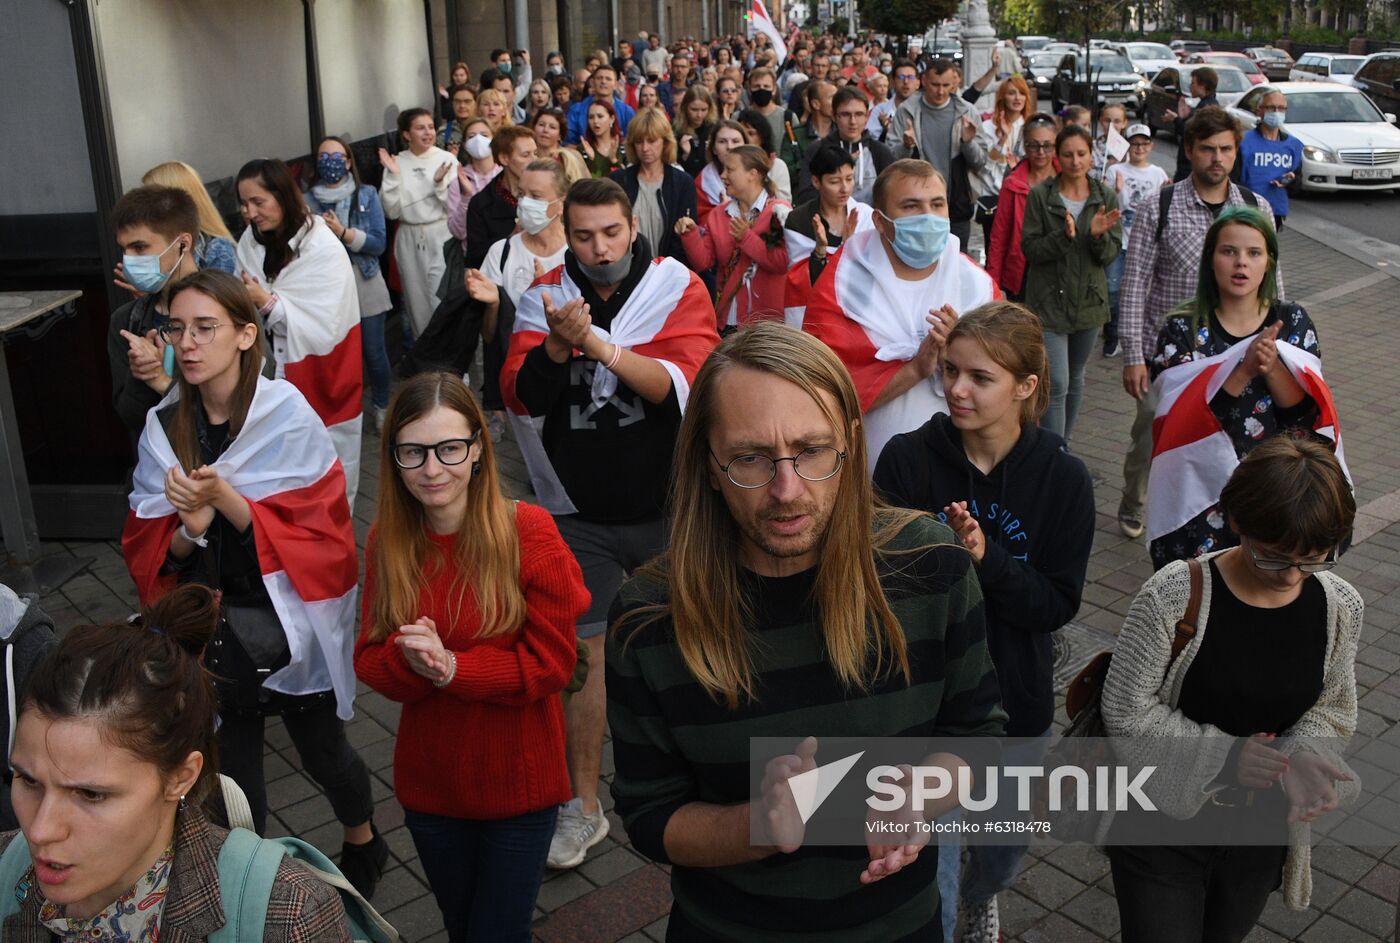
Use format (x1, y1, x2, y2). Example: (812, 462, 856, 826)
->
(0, 21, 1362, 943)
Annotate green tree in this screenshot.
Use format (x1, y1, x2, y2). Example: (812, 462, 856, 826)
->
(999, 0, 1047, 32)
(859, 0, 960, 35)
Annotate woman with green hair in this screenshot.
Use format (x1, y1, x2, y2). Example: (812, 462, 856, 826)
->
(1148, 205, 1321, 569)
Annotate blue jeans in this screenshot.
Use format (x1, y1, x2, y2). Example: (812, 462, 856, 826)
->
(1105, 251, 1126, 346)
(403, 806, 557, 942)
(1043, 327, 1100, 442)
(935, 729, 1055, 940)
(360, 313, 392, 410)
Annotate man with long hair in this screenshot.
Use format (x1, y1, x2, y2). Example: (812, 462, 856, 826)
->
(501, 178, 720, 871)
(607, 323, 1006, 940)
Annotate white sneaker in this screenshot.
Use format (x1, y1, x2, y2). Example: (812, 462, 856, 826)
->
(960, 894, 1000, 943)
(547, 797, 609, 869)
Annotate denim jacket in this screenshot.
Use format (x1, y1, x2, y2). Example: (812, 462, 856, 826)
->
(302, 183, 387, 279)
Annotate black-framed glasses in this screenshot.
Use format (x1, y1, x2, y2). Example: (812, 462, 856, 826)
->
(1024, 142, 1056, 153)
(393, 434, 480, 469)
(158, 321, 230, 346)
(710, 446, 846, 489)
(1244, 539, 1337, 573)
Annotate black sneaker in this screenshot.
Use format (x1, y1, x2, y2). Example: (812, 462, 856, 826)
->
(1103, 339, 1122, 358)
(340, 824, 389, 900)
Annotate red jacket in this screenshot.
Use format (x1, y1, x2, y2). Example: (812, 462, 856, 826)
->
(354, 502, 589, 820)
(986, 159, 1058, 296)
(680, 196, 791, 328)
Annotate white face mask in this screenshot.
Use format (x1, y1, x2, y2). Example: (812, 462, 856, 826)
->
(516, 196, 556, 234)
(464, 133, 492, 161)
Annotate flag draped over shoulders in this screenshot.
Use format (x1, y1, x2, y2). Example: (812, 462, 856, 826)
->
(235, 216, 364, 509)
(123, 377, 361, 719)
(1147, 339, 1349, 542)
(501, 256, 718, 514)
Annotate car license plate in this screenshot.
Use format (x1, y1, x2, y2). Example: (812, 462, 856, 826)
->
(1353, 168, 1394, 180)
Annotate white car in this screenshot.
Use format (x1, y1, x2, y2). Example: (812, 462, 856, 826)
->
(1227, 82, 1400, 193)
(1112, 41, 1178, 80)
(1289, 53, 1366, 88)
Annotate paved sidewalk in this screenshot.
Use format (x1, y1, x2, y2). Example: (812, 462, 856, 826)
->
(30, 225, 1400, 941)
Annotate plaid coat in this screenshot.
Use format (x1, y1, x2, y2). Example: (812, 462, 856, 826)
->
(0, 809, 352, 942)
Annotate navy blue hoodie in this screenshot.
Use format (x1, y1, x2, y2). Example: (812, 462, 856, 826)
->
(873, 414, 1095, 736)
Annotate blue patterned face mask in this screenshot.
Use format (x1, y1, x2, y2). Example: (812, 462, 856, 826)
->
(879, 211, 950, 269)
(317, 152, 349, 183)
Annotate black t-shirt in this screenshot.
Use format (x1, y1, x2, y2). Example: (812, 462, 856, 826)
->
(157, 406, 267, 604)
(513, 242, 682, 524)
(1178, 560, 1328, 736)
(1202, 198, 1227, 218)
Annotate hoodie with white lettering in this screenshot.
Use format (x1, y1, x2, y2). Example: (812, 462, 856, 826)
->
(874, 413, 1095, 736)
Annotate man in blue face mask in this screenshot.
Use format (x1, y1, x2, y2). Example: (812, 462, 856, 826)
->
(1237, 88, 1302, 229)
(106, 185, 202, 453)
(502, 178, 720, 873)
(804, 160, 1000, 463)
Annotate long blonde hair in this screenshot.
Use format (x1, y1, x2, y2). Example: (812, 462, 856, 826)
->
(623, 323, 922, 709)
(476, 88, 516, 129)
(142, 160, 234, 242)
(368, 373, 525, 642)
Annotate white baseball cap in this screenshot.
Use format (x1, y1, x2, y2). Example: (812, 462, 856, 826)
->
(1126, 123, 1152, 140)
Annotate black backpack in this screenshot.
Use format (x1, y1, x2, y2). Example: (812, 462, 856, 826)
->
(1155, 181, 1260, 242)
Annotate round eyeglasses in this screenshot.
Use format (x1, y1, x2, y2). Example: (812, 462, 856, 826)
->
(710, 446, 846, 489)
(393, 434, 480, 469)
(158, 321, 231, 346)
(1244, 538, 1337, 574)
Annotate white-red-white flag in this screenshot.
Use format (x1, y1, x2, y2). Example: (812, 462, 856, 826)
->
(123, 377, 361, 719)
(1146, 338, 1349, 542)
(748, 0, 788, 64)
(236, 216, 363, 510)
(501, 256, 720, 514)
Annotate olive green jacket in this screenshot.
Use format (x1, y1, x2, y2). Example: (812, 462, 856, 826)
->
(1020, 175, 1123, 334)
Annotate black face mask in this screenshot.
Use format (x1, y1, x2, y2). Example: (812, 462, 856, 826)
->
(750, 88, 774, 107)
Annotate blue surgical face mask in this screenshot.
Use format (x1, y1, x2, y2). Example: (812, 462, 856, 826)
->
(317, 152, 349, 184)
(123, 238, 186, 294)
(497, 60, 512, 76)
(1262, 111, 1285, 129)
(879, 211, 950, 269)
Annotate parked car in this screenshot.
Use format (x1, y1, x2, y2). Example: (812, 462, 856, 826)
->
(1186, 52, 1267, 85)
(929, 38, 964, 63)
(1244, 46, 1296, 81)
(1016, 35, 1054, 54)
(1142, 64, 1253, 138)
(1290, 53, 1368, 88)
(1050, 52, 1144, 112)
(1352, 51, 1400, 121)
(1023, 51, 1063, 96)
(1043, 42, 1082, 56)
(1112, 41, 1178, 80)
(1227, 81, 1400, 192)
(1170, 39, 1212, 60)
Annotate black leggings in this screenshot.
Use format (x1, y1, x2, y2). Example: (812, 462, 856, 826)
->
(212, 630, 373, 835)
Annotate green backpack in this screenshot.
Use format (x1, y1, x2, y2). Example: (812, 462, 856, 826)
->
(0, 777, 397, 942)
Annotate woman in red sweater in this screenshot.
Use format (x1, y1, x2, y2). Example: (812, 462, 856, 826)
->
(676, 144, 791, 332)
(355, 371, 589, 942)
(986, 113, 1058, 301)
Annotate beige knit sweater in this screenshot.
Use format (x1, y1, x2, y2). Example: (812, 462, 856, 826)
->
(1101, 552, 1364, 910)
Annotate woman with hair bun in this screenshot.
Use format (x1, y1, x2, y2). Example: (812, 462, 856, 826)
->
(121, 270, 386, 898)
(0, 584, 354, 940)
(873, 300, 1096, 942)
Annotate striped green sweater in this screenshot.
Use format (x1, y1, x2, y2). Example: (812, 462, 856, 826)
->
(606, 515, 1007, 942)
